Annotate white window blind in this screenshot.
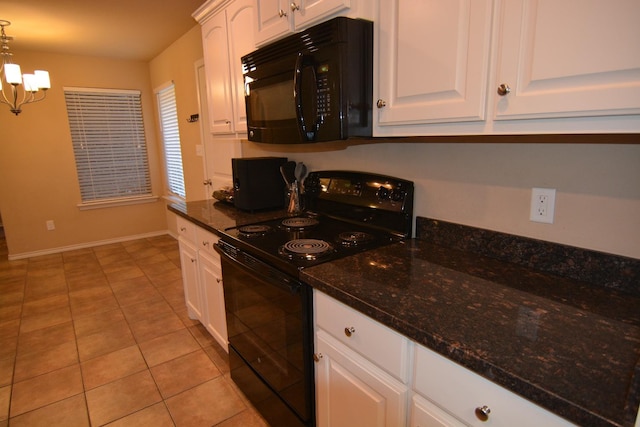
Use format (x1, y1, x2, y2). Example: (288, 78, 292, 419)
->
(156, 83, 185, 198)
(64, 88, 152, 203)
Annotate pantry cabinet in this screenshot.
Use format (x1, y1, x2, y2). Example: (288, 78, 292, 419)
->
(176, 215, 228, 350)
(196, 0, 254, 135)
(314, 291, 577, 427)
(373, 0, 640, 136)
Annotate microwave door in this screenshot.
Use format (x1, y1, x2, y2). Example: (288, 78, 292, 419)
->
(294, 53, 319, 141)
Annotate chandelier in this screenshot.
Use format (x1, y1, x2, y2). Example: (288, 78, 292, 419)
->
(1, 19, 50, 115)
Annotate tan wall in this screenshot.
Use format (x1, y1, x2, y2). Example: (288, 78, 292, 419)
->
(242, 141, 640, 259)
(149, 25, 205, 203)
(0, 51, 168, 257)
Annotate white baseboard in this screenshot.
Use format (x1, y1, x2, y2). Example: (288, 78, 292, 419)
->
(8, 230, 175, 261)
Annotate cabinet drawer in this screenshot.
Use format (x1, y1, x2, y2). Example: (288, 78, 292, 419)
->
(195, 226, 220, 260)
(176, 216, 197, 243)
(413, 345, 575, 427)
(315, 291, 410, 382)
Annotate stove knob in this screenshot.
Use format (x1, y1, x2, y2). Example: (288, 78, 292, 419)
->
(391, 189, 405, 202)
(377, 186, 389, 200)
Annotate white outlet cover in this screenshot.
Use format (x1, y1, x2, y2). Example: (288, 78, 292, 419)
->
(530, 188, 556, 224)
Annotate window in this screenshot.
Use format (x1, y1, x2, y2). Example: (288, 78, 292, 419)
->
(64, 87, 153, 206)
(156, 83, 185, 198)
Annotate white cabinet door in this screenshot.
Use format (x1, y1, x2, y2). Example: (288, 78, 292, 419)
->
(254, 0, 351, 46)
(315, 330, 408, 427)
(494, 0, 640, 120)
(226, 0, 255, 133)
(413, 344, 576, 427)
(199, 249, 228, 351)
(375, 0, 493, 128)
(201, 12, 235, 134)
(178, 238, 203, 320)
(410, 393, 466, 427)
(254, 0, 293, 46)
(293, 0, 352, 29)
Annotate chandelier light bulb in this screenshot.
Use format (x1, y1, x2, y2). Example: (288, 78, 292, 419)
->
(1, 19, 51, 115)
(4, 63, 22, 84)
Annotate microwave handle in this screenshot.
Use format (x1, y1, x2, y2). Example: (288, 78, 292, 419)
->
(294, 52, 318, 141)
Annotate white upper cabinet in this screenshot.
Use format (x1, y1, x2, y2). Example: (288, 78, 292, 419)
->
(494, 0, 640, 120)
(201, 13, 234, 134)
(376, 0, 493, 126)
(196, 0, 255, 135)
(374, 0, 640, 136)
(254, 0, 375, 46)
(226, 0, 255, 133)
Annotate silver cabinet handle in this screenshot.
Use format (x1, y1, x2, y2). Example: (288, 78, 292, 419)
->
(344, 327, 356, 337)
(278, 9, 287, 17)
(475, 405, 491, 422)
(497, 84, 511, 96)
(290, 2, 300, 12)
(376, 99, 386, 108)
(313, 353, 323, 362)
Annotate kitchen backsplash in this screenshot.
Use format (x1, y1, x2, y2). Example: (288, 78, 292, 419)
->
(416, 216, 640, 296)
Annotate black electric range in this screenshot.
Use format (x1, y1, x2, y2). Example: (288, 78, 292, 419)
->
(214, 170, 414, 427)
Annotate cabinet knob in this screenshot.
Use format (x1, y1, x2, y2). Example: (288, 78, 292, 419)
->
(216, 278, 222, 283)
(190, 258, 196, 263)
(376, 99, 386, 108)
(497, 84, 511, 96)
(180, 227, 186, 232)
(290, 2, 300, 12)
(344, 326, 356, 337)
(278, 9, 287, 17)
(475, 405, 491, 422)
(202, 241, 209, 247)
(203, 179, 212, 186)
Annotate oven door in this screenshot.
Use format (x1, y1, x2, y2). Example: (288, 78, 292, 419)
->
(215, 241, 315, 427)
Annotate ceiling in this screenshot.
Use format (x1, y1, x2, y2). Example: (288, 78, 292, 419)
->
(0, 0, 206, 61)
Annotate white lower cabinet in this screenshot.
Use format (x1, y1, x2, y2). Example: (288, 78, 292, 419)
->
(314, 290, 577, 427)
(178, 236, 203, 320)
(176, 216, 228, 351)
(315, 330, 408, 427)
(410, 393, 465, 427)
(195, 227, 228, 351)
(412, 345, 575, 427)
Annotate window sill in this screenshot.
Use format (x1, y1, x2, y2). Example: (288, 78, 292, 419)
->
(77, 195, 159, 210)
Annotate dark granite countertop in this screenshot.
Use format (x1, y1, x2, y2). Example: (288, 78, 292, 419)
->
(168, 199, 288, 233)
(168, 201, 640, 427)
(301, 239, 640, 427)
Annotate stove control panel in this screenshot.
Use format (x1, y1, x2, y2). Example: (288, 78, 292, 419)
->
(304, 171, 414, 215)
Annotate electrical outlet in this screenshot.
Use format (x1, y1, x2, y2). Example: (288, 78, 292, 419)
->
(530, 188, 556, 224)
(46, 220, 55, 230)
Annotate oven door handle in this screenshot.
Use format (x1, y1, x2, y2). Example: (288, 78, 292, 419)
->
(214, 242, 302, 295)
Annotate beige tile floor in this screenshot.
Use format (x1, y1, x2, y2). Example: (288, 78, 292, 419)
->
(0, 229, 269, 427)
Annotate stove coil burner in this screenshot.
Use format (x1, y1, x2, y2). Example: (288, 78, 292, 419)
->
(338, 231, 375, 247)
(238, 224, 272, 238)
(279, 239, 334, 261)
(280, 217, 319, 231)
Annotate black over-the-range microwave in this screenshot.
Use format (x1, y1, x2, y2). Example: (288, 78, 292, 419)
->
(241, 17, 373, 144)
